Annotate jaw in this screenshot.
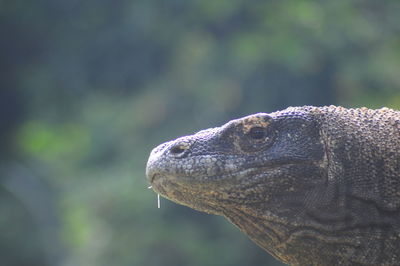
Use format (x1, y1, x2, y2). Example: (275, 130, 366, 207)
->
(150, 173, 227, 215)
(149, 162, 325, 216)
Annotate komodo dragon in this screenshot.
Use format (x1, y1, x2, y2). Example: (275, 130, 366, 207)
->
(145, 106, 400, 266)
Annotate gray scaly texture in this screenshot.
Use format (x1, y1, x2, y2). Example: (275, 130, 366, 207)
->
(146, 106, 400, 266)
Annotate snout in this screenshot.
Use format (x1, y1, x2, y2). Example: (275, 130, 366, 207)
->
(145, 139, 193, 184)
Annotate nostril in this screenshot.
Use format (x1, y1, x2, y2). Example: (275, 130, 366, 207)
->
(171, 146, 185, 154)
(169, 142, 190, 156)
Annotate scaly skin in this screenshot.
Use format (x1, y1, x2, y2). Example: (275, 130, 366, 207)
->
(146, 106, 400, 266)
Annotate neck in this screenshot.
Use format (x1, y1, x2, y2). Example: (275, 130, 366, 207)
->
(221, 205, 293, 263)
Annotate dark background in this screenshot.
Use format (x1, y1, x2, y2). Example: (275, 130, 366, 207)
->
(1, 1, 400, 265)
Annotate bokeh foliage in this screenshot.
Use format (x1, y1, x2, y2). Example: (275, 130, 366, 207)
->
(1, 0, 400, 265)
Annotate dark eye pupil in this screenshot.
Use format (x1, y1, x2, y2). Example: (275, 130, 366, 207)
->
(249, 127, 265, 139)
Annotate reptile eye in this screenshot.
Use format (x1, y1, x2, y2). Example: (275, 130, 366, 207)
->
(248, 127, 266, 140)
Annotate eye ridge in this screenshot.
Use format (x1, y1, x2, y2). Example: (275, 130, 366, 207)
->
(248, 126, 266, 140)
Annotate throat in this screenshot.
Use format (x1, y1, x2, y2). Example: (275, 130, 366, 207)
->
(221, 207, 291, 263)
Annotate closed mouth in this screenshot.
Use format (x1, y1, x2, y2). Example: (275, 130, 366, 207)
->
(149, 173, 164, 184)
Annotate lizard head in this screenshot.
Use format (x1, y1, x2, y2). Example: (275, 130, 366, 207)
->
(146, 106, 400, 265)
(146, 109, 327, 216)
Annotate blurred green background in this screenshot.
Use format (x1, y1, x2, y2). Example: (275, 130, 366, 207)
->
(1, 1, 400, 266)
